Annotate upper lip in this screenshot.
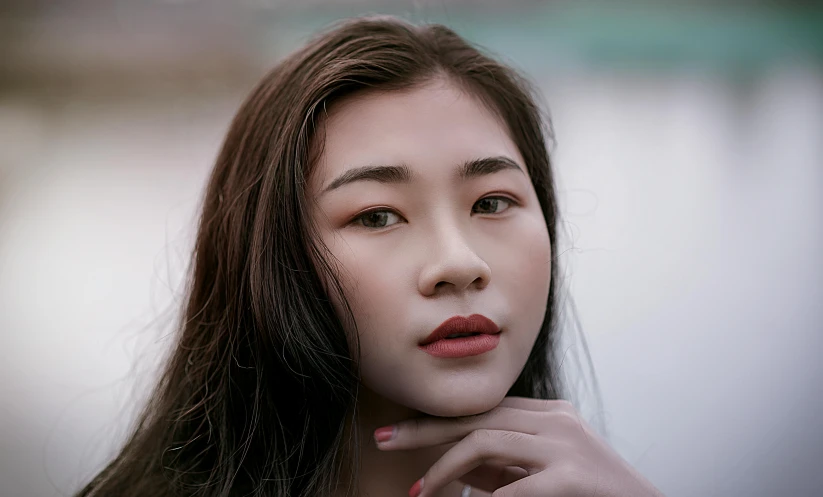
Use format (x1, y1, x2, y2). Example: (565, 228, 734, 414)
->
(419, 314, 501, 345)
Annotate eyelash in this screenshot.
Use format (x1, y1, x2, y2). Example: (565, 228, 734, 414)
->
(350, 195, 518, 230)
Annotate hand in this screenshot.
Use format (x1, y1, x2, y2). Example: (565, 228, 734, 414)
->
(373, 397, 665, 497)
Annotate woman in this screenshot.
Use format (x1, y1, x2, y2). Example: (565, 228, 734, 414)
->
(76, 14, 665, 497)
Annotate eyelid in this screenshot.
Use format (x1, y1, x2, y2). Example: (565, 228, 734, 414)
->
(477, 193, 521, 208)
(486, 193, 518, 203)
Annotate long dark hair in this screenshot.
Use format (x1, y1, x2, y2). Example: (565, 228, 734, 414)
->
(76, 14, 578, 497)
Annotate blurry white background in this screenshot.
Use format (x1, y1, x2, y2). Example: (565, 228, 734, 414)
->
(1, 2, 822, 496)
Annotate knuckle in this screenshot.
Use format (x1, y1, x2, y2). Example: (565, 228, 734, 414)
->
(465, 429, 527, 457)
(466, 428, 492, 443)
(466, 428, 496, 452)
(499, 429, 527, 446)
(405, 417, 423, 436)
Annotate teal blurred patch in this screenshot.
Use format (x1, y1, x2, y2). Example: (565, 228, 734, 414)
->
(255, 4, 823, 74)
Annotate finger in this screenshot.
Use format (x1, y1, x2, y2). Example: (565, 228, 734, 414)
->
(499, 397, 592, 440)
(489, 472, 565, 497)
(493, 463, 609, 497)
(498, 397, 577, 414)
(458, 464, 529, 492)
(376, 407, 545, 451)
(415, 429, 548, 497)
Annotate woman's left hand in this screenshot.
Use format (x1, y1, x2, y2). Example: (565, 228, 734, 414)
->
(373, 397, 666, 497)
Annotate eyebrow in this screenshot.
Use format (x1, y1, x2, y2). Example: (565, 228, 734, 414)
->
(321, 156, 524, 195)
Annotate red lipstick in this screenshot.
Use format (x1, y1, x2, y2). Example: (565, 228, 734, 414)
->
(419, 314, 501, 358)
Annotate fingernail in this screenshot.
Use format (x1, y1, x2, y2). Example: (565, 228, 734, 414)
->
(373, 425, 396, 444)
(409, 477, 423, 497)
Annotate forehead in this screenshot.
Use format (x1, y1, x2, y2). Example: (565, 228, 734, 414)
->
(310, 80, 524, 189)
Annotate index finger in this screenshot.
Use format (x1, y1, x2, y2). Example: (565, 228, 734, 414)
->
(375, 407, 542, 451)
(498, 397, 577, 413)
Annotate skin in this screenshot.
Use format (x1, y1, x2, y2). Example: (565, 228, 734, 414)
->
(309, 79, 665, 497)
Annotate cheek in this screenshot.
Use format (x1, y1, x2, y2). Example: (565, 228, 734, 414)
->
(498, 217, 552, 335)
(521, 226, 552, 291)
(311, 233, 367, 346)
(325, 240, 424, 399)
(318, 234, 404, 350)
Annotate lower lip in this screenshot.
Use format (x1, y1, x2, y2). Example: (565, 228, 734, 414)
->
(419, 334, 500, 358)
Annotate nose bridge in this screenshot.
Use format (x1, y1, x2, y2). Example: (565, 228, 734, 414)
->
(418, 208, 491, 294)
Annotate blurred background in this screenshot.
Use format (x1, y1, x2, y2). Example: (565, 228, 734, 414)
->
(1, 1, 822, 496)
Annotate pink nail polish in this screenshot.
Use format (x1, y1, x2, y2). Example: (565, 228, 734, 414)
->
(409, 477, 423, 497)
(374, 425, 395, 443)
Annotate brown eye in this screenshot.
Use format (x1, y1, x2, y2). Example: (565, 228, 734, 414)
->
(473, 196, 513, 215)
(356, 210, 401, 229)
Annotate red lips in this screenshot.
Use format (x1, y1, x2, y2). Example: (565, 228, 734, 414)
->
(419, 314, 500, 345)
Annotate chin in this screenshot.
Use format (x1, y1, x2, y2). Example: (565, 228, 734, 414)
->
(415, 388, 506, 418)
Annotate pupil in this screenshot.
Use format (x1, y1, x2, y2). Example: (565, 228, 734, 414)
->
(366, 212, 386, 227)
(479, 198, 498, 213)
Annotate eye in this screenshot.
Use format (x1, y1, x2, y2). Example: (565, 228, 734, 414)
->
(472, 196, 514, 215)
(353, 209, 402, 229)
(351, 196, 515, 230)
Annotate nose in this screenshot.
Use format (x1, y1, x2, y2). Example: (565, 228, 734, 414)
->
(417, 222, 492, 297)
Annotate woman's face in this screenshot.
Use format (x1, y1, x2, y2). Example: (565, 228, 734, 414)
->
(309, 80, 551, 417)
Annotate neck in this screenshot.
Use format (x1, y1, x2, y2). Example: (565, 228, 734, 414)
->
(334, 385, 467, 497)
